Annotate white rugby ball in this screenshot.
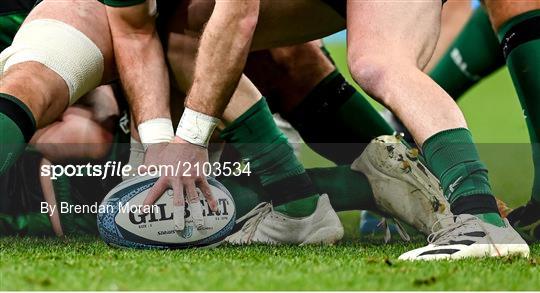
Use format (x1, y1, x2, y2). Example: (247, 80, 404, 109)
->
(97, 176, 235, 249)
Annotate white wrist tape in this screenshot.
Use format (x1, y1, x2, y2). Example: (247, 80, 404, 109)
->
(176, 108, 219, 148)
(138, 118, 174, 150)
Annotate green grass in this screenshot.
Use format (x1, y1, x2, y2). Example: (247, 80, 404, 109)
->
(1, 237, 539, 291)
(1, 44, 539, 291)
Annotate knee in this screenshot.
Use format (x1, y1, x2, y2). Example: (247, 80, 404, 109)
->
(0, 63, 69, 122)
(348, 55, 397, 105)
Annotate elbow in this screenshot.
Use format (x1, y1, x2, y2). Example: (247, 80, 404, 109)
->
(239, 13, 258, 34)
(235, 13, 259, 43)
(216, 0, 259, 42)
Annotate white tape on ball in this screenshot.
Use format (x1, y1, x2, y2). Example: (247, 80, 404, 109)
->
(176, 108, 219, 148)
(138, 118, 174, 150)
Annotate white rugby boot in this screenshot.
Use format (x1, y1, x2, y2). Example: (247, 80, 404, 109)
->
(225, 194, 344, 245)
(351, 135, 453, 236)
(399, 214, 530, 260)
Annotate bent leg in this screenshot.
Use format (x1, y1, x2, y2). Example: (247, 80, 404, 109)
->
(1, 0, 115, 125)
(0, 0, 115, 174)
(346, 1, 503, 225)
(485, 0, 540, 203)
(346, 1, 465, 144)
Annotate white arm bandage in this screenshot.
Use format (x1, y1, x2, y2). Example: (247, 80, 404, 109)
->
(176, 108, 219, 148)
(0, 19, 104, 104)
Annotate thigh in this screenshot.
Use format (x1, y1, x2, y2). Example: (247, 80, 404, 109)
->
(346, 0, 442, 68)
(25, 0, 115, 81)
(254, 0, 345, 50)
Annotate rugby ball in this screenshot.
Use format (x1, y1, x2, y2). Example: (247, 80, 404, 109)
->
(97, 176, 236, 249)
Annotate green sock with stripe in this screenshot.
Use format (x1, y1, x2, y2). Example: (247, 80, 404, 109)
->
(0, 93, 36, 175)
(422, 128, 504, 227)
(222, 165, 376, 218)
(497, 10, 540, 205)
(430, 8, 505, 99)
(220, 98, 319, 217)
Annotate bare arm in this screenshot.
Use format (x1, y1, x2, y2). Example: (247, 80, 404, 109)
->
(185, 0, 260, 117)
(105, 1, 171, 127)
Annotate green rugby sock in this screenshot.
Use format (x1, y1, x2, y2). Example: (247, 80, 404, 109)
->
(423, 128, 504, 227)
(285, 70, 394, 164)
(497, 10, 540, 205)
(220, 98, 319, 217)
(430, 8, 505, 99)
(220, 176, 266, 219)
(0, 93, 36, 175)
(306, 166, 376, 211)
(222, 165, 375, 218)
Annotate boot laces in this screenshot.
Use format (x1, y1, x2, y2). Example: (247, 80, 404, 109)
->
(427, 215, 491, 246)
(226, 202, 273, 244)
(378, 217, 411, 243)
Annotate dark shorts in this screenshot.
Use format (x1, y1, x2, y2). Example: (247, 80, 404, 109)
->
(320, 0, 346, 18)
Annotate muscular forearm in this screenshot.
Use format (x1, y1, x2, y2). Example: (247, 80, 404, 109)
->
(114, 32, 170, 126)
(185, 0, 259, 117)
(106, 2, 174, 145)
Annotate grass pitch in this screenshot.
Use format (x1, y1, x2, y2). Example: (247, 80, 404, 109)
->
(1, 237, 539, 290)
(1, 43, 539, 291)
